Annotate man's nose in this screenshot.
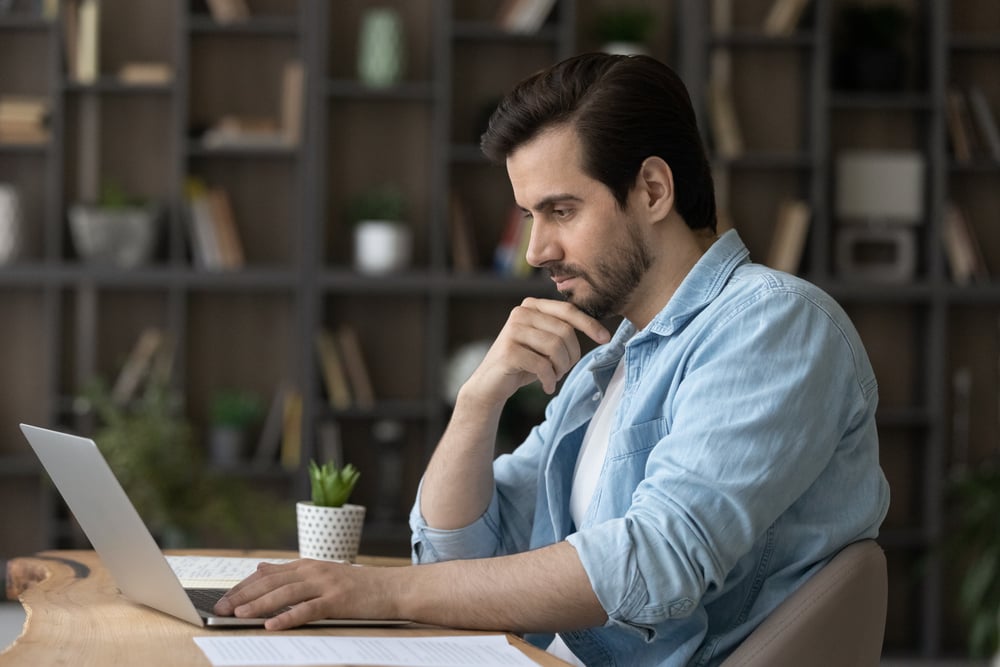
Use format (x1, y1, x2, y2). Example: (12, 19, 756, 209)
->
(524, 220, 560, 268)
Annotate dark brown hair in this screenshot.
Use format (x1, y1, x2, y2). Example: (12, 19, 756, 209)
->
(481, 53, 716, 232)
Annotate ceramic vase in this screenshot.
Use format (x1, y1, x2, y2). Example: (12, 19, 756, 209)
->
(68, 203, 159, 268)
(296, 502, 366, 562)
(353, 220, 411, 274)
(357, 7, 405, 88)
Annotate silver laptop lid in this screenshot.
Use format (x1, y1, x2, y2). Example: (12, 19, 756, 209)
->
(20, 424, 204, 626)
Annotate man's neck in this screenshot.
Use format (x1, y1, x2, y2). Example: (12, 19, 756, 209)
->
(623, 221, 717, 330)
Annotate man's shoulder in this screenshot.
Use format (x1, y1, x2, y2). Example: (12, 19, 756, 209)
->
(724, 262, 844, 316)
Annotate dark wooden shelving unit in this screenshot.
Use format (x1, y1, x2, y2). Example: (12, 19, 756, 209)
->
(1, 0, 997, 659)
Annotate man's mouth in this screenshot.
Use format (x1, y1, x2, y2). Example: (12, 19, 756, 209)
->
(551, 275, 577, 291)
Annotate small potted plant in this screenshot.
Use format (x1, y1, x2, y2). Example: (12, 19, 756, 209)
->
(593, 7, 654, 56)
(207, 389, 263, 467)
(68, 180, 161, 268)
(296, 459, 364, 562)
(947, 461, 1000, 661)
(348, 184, 411, 274)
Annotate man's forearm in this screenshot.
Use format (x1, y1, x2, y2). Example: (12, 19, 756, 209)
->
(418, 386, 505, 529)
(394, 541, 607, 633)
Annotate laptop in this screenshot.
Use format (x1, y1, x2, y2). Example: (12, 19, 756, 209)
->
(19, 423, 407, 628)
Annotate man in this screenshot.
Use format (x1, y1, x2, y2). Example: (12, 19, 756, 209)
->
(215, 54, 889, 666)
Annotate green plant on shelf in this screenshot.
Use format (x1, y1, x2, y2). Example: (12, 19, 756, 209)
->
(946, 461, 1000, 659)
(209, 389, 263, 429)
(592, 7, 654, 47)
(346, 184, 406, 224)
(81, 370, 292, 548)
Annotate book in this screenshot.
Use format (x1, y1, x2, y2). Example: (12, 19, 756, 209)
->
(317, 420, 343, 468)
(62, 0, 79, 80)
(967, 86, 1000, 162)
(708, 51, 743, 158)
(75, 0, 99, 83)
(111, 327, 164, 405)
(941, 203, 989, 285)
(762, 0, 812, 36)
(205, 0, 250, 24)
(280, 60, 305, 146)
(766, 199, 811, 274)
(118, 62, 173, 85)
(253, 382, 292, 468)
(201, 115, 287, 149)
(207, 187, 245, 269)
(449, 192, 477, 273)
(946, 87, 975, 163)
(185, 180, 223, 269)
(711, 0, 733, 36)
(493, 204, 529, 275)
(0, 96, 48, 124)
(279, 389, 303, 470)
(315, 328, 352, 409)
(495, 0, 557, 33)
(336, 325, 375, 409)
(184, 180, 244, 270)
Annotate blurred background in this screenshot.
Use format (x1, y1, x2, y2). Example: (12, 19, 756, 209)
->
(0, 0, 997, 662)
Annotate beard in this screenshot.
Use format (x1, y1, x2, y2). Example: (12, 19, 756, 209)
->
(548, 219, 653, 320)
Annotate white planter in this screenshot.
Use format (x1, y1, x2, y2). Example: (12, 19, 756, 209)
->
(296, 501, 365, 562)
(601, 41, 649, 56)
(353, 220, 411, 274)
(68, 203, 159, 268)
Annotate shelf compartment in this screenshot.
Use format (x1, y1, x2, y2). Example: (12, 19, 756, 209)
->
(0, 288, 51, 443)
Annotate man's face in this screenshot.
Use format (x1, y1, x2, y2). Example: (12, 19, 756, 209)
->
(506, 125, 652, 320)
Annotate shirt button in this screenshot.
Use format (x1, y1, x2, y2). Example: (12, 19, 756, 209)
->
(592, 392, 601, 401)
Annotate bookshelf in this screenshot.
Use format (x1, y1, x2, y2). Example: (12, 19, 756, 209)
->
(1, 0, 997, 659)
(682, 0, 1000, 658)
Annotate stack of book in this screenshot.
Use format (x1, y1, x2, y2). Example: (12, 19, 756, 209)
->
(0, 96, 49, 144)
(493, 205, 534, 277)
(184, 178, 245, 270)
(946, 85, 1000, 164)
(315, 325, 375, 411)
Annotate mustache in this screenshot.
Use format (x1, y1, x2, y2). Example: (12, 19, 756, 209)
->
(546, 263, 588, 281)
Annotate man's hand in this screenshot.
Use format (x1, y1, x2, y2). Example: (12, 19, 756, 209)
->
(213, 559, 398, 630)
(465, 297, 611, 404)
(214, 543, 606, 633)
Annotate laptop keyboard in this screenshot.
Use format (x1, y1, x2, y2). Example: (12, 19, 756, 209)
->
(187, 588, 287, 618)
(186, 588, 227, 614)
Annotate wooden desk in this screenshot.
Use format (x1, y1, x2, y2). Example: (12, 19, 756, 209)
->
(1, 550, 570, 666)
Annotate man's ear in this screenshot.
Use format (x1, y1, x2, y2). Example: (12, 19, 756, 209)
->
(635, 157, 674, 222)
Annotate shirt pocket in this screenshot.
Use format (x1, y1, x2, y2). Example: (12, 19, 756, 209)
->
(609, 417, 667, 461)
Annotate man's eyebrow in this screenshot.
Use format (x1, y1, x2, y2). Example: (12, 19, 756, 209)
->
(522, 193, 583, 212)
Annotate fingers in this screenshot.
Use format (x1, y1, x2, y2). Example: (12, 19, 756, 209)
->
(522, 298, 611, 345)
(214, 561, 328, 622)
(505, 298, 611, 394)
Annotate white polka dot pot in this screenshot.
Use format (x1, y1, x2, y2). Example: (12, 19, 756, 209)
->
(296, 502, 366, 562)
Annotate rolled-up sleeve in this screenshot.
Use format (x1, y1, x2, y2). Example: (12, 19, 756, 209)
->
(409, 414, 554, 564)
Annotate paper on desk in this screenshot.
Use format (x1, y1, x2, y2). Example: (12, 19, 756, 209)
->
(193, 635, 541, 667)
(166, 556, 294, 588)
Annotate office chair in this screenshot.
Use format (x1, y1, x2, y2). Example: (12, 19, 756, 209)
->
(721, 539, 887, 667)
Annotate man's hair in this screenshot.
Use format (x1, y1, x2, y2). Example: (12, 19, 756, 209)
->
(480, 53, 716, 232)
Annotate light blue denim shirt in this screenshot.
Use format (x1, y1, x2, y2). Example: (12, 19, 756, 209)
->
(410, 230, 890, 667)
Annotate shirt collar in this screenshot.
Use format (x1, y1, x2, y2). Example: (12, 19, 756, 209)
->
(646, 229, 748, 336)
(590, 229, 749, 367)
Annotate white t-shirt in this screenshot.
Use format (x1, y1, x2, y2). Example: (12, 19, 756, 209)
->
(548, 360, 627, 666)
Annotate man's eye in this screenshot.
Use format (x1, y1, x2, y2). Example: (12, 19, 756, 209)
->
(553, 208, 571, 219)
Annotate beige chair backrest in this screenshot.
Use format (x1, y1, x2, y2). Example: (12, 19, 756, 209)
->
(721, 539, 887, 667)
